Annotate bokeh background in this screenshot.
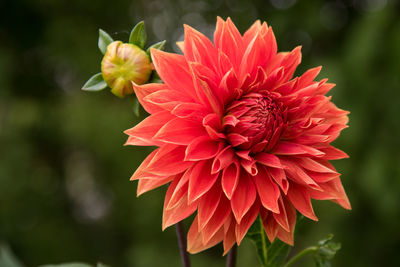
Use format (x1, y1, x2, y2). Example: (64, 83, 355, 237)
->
(1, 0, 400, 266)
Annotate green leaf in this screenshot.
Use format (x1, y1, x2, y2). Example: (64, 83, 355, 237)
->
(267, 240, 292, 267)
(146, 40, 166, 56)
(82, 73, 107, 91)
(98, 29, 114, 54)
(247, 216, 292, 267)
(247, 217, 268, 266)
(132, 96, 140, 117)
(149, 71, 162, 83)
(313, 235, 341, 267)
(0, 244, 25, 267)
(129, 21, 146, 49)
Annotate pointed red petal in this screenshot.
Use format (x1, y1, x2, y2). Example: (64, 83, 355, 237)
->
(137, 176, 173, 196)
(223, 218, 236, 255)
(185, 136, 222, 161)
(162, 191, 197, 230)
(183, 24, 218, 71)
(272, 141, 324, 157)
(255, 152, 283, 168)
(197, 184, 222, 230)
(151, 49, 196, 98)
(201, 196, 231, 244)
(231, 172, 256, 223)
(188, 160, 219, 203)
(154, 117, 206, 145)
(254, 166, 280, 213)
(143, 89, 194, 111)
(124, 111, 173, 146)
(132, 82, 167, 114)
(235, 200, 260, 244)
(146, 145, 194, 176)
(272, 197, 290, 232)
(130, 148, 160, 181)
(187, 216, 225, 254)
(287, 183, 318, 221)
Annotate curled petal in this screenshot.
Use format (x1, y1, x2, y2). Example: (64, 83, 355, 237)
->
(222, 160, 240, 199)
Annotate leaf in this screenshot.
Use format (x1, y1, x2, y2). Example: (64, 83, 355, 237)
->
(132, 96, 140, 117)
(246, 216, 292, 267)
(267, 240, 291, 267)
(149, 71, 162, 83)
(129, 21, 146, 49)
(98, 29, 114, 54)
(247, 217, 268, 266)
(146, 40, 166, 56)
(313, 234, 341, 267)
(82, 73, 107, 91)
(0, 244, 25, 267)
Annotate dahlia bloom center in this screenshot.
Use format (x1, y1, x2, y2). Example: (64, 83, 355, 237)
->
(225, 92, 284, 150)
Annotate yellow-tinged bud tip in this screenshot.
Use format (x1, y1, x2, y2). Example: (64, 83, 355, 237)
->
(101, 41, 152, 98)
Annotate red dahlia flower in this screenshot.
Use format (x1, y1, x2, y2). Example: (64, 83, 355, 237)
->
(125, 17, 350, 254)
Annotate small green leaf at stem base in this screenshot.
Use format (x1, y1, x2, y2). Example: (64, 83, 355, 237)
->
(146, 40, 166, 57)
(149, 71, 162, 83)
(313, 235, 341, 267)
(98, 29, 114, 55)
(129, 21, 146, 49)
(82, 73, 107, 91)
(131, 96, 140, 117)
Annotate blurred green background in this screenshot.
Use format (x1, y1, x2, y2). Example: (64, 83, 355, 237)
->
(1, 0, 400, 266)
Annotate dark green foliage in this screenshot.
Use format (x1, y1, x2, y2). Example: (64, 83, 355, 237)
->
(312, 235, 341, 267)
(247, 217, 291, 267)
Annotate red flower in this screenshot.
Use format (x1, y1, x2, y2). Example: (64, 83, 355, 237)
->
(125, 17, 350, 254)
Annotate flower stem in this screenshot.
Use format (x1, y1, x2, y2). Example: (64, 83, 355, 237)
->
(282, 246, 318, 267)
(226, 245, 237, 267)
(175, 221, 191, 267)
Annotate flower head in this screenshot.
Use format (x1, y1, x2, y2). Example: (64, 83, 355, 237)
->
(101, 41, 152, 98)
(125, 17, 350, 254)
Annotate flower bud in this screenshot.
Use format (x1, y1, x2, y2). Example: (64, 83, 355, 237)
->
(101, 41, 152, 98)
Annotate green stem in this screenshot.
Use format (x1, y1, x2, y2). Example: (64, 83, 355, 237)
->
(282, 246, 318, 267)
(258, 216, 267, 264)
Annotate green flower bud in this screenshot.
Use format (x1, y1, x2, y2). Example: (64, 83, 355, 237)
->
(101, 41, 152, 98)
